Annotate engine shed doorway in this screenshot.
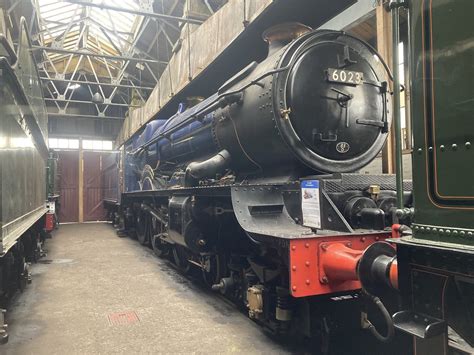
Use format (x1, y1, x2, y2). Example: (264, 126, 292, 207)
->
(57, 149, 117, 223)
(82, 151, 113, 222)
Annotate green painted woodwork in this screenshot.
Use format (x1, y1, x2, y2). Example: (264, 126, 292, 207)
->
(409, 0, 474, 245)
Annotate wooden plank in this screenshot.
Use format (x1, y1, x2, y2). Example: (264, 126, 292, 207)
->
(78, 148, 84, 223)
(116, 0, 273, 146)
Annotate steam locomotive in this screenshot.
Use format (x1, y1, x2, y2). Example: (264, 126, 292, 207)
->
(130, 24, 392, 184)
(113, 23, 412, 351)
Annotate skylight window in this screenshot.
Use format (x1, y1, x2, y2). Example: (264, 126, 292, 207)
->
(38, 0, 143, 62)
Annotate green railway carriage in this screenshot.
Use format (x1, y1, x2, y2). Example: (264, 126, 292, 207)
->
(410, 0, 474, 245)
(391, 0, 474, 353)
(0, 18, 50, 343)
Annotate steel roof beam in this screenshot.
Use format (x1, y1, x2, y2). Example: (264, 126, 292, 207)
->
(64, 0, 204, 25)
(32, 45, 168, 64)
(102, 17, 155, 115)
(44, 97, 142, 108)
(48, 113, 125, 120)
(37, 18, 134, 37)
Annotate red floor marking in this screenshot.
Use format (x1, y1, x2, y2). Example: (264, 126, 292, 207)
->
(107, 311, 140, 326)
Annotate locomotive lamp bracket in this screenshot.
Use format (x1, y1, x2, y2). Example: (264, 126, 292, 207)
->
(337, 45, 357, 69)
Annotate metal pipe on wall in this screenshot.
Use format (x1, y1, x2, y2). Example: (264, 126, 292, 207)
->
(390, 0, 407, 209)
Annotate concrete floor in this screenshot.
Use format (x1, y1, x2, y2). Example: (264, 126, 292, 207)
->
(3, 223, 292, 354)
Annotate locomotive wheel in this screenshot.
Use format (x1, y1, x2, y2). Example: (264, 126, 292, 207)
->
(135, 211, 151, 245)
(151, 233, 169, 257)
(172, 246, 191, 274)
(201, 254, 225, 287)
(123, 208, 137, 239)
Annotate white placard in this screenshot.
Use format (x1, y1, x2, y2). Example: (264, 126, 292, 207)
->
(301, 180, 321, 229)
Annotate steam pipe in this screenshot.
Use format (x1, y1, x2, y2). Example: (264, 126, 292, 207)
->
(184, 150, 231, 187)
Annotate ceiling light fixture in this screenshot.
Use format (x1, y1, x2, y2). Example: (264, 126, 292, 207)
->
(92, 92, 104, 104)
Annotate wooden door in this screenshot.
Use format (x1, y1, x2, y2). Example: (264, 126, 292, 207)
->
(83, 151, 118, 221)
(57, 151, 80, 223)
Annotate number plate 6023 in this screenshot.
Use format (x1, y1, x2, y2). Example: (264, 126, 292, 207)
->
(327, 68, 363, 85)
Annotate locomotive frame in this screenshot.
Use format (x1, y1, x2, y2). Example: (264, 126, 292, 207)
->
(117, 174, 411, 351)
